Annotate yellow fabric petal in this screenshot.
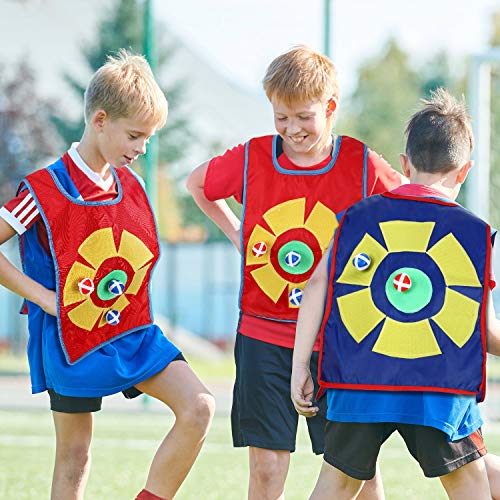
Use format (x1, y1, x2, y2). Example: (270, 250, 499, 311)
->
(126, 264, 151, 296)
(263, 198, 305, 236)
(373, 318, 442, 358)
(337, 288, 385, 342)
(68, 300, 104, 331)
(427, 233, 481, 287)
(78, 228, 117, 268)
(118, 230, 154, 271)
(432, 289, 480, 347)
(250, 263, 288, 303)
(63, 262, 97, 306)
(337, 234, 388, 286)
(246, 224, 276, 266)
(304, 202, 337, 250)
(379, 221, 435, 253)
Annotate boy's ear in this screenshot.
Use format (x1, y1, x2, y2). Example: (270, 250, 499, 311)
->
(326, 98, 337, 117)
(399, 154, 411, 179)
(91, 109, 108, 132)
(456, 160, 474, 184)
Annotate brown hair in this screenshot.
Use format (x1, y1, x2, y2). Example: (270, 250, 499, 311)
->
(84, 49, 168, 128)
(262, 45, 339, 106)
(405, 88, 473, 173)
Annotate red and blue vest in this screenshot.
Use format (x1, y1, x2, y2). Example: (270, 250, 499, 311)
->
(23, 162, 160, 364)
(239, 135, 369, 322)
(319, 192, 491, 401)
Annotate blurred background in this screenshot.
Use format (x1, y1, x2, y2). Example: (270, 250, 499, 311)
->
(1, 1, 500, 498)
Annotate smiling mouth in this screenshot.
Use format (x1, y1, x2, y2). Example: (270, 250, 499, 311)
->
(124, 155, 134, 163)
(289, 136, 306, 144)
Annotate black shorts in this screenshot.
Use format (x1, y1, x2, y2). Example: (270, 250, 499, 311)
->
(231, 334, 326, 454)
(48, 352, 186, 413)
(324, 421, 487, 480)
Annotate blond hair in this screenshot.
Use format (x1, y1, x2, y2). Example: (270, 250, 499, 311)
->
(84, 49, 168, 128)
(262, 45, 339, 106)
(405, 88, 473, 173)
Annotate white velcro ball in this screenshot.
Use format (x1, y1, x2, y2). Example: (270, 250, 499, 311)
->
(352, 253, 371, 271)
(108, 279, 125, 296)
(78, 278, 95, 296)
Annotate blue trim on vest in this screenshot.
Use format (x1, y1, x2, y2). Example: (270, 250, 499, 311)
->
(362, 145, 368, 198)
(237, 141, 250, 310)
(271, 135, 342, 175)
(23, 164, 157, 365)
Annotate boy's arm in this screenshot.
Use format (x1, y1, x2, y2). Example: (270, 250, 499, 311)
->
(291, 242, 332, 417)
(186, 161, 241, 252)
(0, 218, 56, 315)
(486, 292, 500, 356)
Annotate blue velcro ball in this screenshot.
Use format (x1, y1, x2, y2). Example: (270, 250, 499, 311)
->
(106, 309, 121, 325)
(289, 288, 303, 306)
(352, 253, 371, 271)
(108, 279, 125, 296)
(285, 251, 301, 268)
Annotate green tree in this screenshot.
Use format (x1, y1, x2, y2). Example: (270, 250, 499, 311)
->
(0, 61, 59, 204)
(489, 10, 500, 228)
(340, 39, 422, 170)
(51, 0, 191, 167)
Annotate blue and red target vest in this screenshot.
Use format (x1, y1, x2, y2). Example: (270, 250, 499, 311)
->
(239, 135, 369, 322)
(23, 161, 160, 364)
(319, 192, 491, 401)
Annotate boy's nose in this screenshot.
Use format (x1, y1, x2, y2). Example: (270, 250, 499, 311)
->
(135, 142, 147, 155)
(286, 120, 301, 134)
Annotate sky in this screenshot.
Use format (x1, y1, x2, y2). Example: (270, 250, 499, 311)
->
(157, 0, 499, 97)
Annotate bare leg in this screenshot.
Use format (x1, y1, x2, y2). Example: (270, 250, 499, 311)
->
(356, 465, 385, 500)
(484, 453, 500, 499)
(248, 447, 290, 500)
(51, 412, 93, 500)
(439, 458, 490, 500)
(135, 360, 215, 499)
(310, 461, 363, 500)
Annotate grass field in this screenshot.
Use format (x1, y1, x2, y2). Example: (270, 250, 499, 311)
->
(3, 353, 500, 498)
(3, 409, 500, 499)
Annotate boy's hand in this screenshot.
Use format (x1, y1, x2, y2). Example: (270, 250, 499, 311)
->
(291, 363, 319, 417)
(39, 290, 57, 316)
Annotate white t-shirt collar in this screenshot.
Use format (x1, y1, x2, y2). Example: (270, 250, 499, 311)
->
(68, 143, 114, 192)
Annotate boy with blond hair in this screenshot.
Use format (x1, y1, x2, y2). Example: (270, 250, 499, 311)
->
(292, 88, 500, 499)
(187, 45, 403, 499)
(0, 50, 214, 500)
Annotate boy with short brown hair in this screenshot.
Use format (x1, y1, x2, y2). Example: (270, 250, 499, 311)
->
(292, 88, 500, 499)
(188, 45, 402, 499)
(0, 50, 214, 500)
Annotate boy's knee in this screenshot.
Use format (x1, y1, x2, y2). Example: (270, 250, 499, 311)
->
(179, 392, 215, 432)
(56, 443, 91, 480)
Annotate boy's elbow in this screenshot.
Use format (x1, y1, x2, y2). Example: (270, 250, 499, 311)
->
(186, 162, 208, 194)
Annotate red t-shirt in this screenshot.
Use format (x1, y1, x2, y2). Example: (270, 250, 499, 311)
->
(0, 147, 117, 254)
(205, 136, 404, 349)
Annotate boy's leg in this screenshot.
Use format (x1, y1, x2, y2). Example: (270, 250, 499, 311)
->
(50, 390, 99, 500)
(484, 453, 500, 499)
(439, 458, 490, 499)
(310, 461, 364, 500)
(248, 447, 290, 500)
(398, 424, 490, 499)
(231, 335, 299, 499)
(134, 358, 215, 499)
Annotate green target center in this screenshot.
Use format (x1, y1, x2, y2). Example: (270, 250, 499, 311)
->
(385, 267, 433, 314)
(96, 270, 128, 301)
(277, 241, 314, 275)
